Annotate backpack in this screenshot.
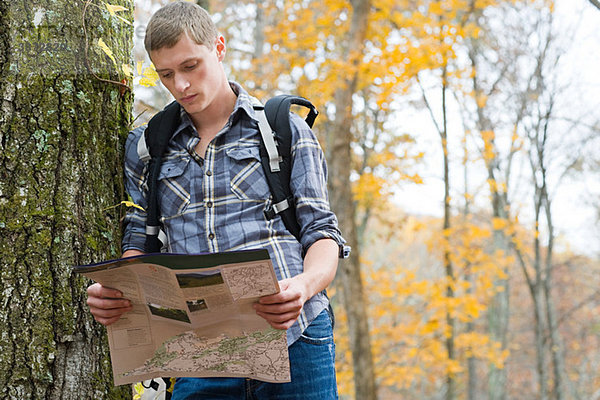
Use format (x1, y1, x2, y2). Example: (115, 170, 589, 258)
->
(139, 94, 318, 253)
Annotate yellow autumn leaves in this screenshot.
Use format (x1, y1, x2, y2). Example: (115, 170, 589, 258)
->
(332, 214, 511, 394)
(95, 2, 160, 87)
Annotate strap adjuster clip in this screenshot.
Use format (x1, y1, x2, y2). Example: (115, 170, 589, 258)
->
(264, 197, 293, 220)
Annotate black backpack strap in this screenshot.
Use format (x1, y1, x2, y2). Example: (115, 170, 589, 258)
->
(144, 101, 181, 253)
(255, 95, 319, 243)
(264, 94, 318, 130)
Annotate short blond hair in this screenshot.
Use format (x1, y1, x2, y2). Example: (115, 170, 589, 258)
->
(144, 1, 218, 53)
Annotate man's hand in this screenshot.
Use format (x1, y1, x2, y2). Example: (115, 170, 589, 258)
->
(253, 277, 309, 330)
(86, 283, 132, 326)
(254, 238, 339, 330)
(86, 249, 142, 326)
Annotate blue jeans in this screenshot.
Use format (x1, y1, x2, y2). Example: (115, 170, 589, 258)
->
(171, 308, 338, 400)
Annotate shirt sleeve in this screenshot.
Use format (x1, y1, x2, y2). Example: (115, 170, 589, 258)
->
(121, 126, 149, 253)
(289, 113, 346, 253)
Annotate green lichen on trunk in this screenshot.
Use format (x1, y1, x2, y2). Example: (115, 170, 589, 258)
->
(0, 1, 134, 398)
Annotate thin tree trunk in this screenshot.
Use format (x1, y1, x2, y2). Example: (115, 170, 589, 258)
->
(328, 0, 377, 399)
(536, 115, 566, 400)
(440, 67, 456, 400)
(531, 177, 548, 400)
(462, 127, 477, 400)
(544, 267, 566, 400)
(543, 235, 567, 400)
(469, 49, 510, 400)
(253, 0, 264, 61)
(0, 1, 132, 398)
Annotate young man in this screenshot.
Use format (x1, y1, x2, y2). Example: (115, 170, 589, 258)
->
(87, 2, 345, 399)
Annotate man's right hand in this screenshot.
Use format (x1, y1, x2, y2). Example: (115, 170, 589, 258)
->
(87, 283, 133, 326)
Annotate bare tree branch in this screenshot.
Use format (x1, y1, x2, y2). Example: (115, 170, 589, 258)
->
(589, 0, 600, 11)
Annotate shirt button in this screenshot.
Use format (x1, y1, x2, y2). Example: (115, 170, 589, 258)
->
(208, 233, 215, 240)
(206, 170, 212, 176)
(206, 201, 213, 208)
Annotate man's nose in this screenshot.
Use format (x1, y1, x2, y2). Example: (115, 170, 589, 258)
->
(174, 75, 190, 93)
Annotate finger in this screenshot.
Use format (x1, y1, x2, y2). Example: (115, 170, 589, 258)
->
(89, 305, 132, 319)
(260, 279, 291, 303)
(259, 289, 301, 305)
(256, 309, 300, 323)
(94, 315, 124, 326)
(263, 316, 298, 330)
(254, 298, 302, 314)
(87, 283, 124, 299)
(269, 321, 294, 330)
(87, 296, 131, 311)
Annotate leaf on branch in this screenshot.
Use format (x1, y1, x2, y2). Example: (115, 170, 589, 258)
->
(104, 3, 128, 16)
(104, 3, 131, 25)
(97, 38, 117, 66)
(122, 63, 133, 77)
(115, 15, 132, 25)
(103, 201, 145, 212)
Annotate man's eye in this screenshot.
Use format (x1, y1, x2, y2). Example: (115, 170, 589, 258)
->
(185, 64, 197, 70)
(161, 73, 172, 79)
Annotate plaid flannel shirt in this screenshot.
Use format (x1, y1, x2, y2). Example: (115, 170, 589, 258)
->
(122, 82, 345, 345)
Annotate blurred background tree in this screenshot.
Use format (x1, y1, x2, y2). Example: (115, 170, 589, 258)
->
(130, 0, 600, 399)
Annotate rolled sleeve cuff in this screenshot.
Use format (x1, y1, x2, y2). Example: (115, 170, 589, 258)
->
(301, 228, 347, 258)
(122, 211, 147, 253)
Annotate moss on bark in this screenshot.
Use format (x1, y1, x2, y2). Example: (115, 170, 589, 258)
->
(0, 1, 134, 398)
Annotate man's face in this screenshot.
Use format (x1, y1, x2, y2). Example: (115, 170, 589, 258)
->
(150, 33, 226, 116)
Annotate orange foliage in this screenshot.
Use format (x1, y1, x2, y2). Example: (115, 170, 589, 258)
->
(332, 208, 511, 396)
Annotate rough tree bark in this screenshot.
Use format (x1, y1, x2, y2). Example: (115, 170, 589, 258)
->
(0, 1, 132, 398)
(328, 0, 378, 399)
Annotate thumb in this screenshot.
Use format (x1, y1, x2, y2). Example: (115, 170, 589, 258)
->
(277, 278, 291, 292)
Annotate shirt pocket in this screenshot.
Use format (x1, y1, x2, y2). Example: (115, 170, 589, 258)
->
(157, 157, 191, 218)
(225, 146, 271, 201)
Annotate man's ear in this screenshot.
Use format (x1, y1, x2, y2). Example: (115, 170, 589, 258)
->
(215, 35, 226, 61)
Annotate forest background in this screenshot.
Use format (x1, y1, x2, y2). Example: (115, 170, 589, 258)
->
(0, 0, 599, 399)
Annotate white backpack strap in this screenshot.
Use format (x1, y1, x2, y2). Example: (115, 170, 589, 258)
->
(137, 129, 151, 163)
(250, 96, 281, 173)
(158, 228, 168, 252)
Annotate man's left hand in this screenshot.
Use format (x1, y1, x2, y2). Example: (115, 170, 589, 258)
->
(253, 277, 308, 330)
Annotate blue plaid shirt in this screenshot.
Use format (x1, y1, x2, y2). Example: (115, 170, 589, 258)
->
(122, 82, 345, 345)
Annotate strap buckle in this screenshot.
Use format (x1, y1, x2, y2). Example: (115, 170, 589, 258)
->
(264, 197, 293, 220)
(339, 245, 351, 259)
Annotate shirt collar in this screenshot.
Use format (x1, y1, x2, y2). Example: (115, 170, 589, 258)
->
(228, 81, 259, 122)
(171, 105, 195, 139)
(172, 82, 258, 140)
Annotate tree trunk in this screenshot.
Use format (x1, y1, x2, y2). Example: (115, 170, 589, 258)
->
(440, 68, 456, 400)
(487, 210, 510, 400)
(0, 1, 132, 398)
(462, 129, 477, 400)
(542, 214, 567, 400)
(535, 119, 566, 400)
(527, 183, 549, 400)
(328, 0, 377, 399)
(468, 50, 510, 400)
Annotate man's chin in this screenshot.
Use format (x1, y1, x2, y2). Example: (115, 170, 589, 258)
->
(179, 103, 201, 114)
